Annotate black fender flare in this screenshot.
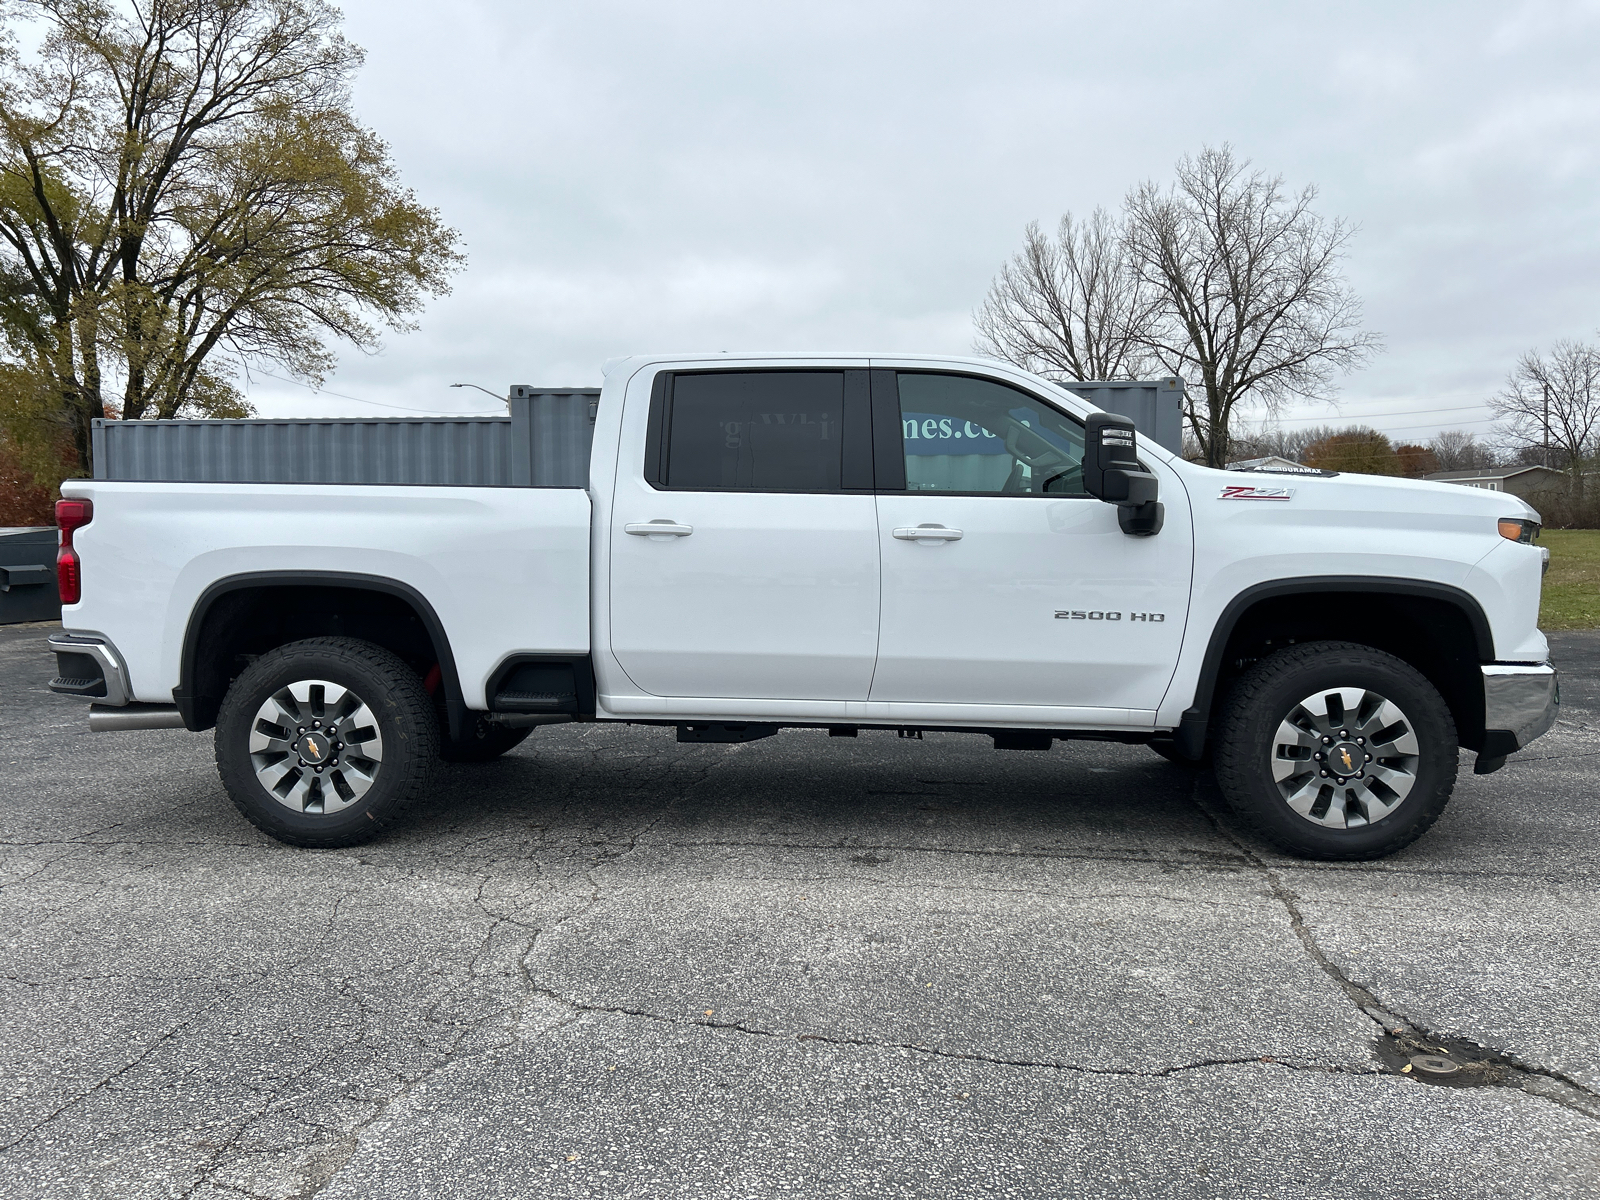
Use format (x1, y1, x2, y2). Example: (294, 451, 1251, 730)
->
(1171, 576, 1494, 759)
(174, 570, 467, 737)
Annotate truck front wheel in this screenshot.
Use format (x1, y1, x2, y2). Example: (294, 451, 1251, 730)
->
(1213, 641, 1458, 861)
(215, 637, 440, 848)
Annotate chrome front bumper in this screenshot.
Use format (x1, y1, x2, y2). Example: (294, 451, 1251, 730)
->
(1482, 663, 1559, 753)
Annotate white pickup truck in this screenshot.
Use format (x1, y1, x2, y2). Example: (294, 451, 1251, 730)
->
(47, 353, 1557, 860)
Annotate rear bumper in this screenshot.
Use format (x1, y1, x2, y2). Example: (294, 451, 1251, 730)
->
(1480, 663, 1559, 757)
(49, 632, 189, 731)
(47, 633, 131, 705)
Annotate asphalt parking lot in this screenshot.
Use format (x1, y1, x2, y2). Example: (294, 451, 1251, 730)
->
(2, 622, 1598, 1199)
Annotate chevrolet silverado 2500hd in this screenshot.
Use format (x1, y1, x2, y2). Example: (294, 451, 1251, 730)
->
(46, 354, 1558, 859)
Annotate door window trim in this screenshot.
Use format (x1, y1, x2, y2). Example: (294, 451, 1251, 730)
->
(643, 368, 873, 494)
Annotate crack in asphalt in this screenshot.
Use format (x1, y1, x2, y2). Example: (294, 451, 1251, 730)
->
(0, 1021, 188, 1154)
(259, 760, 720, 1198)
(514, 982, 1375, 1082)
(1186, 780, 1600, 1123)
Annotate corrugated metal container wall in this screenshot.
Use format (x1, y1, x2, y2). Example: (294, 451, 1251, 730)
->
(94, 417, 516, 486)
(511, 388, 599, 488)
(1063, 379, 1185, 455)
(91, 389, 600, 488)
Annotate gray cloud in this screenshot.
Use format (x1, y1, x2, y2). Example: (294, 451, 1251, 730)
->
(245, 0, 1600, 445)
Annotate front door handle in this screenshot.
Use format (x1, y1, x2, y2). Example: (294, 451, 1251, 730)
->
(892, 524, 963, 544)
(625, 520, 694, 538)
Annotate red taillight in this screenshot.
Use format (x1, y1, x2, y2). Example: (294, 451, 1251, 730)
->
(57, 549, 81, 605)
(55, 498, 93, 606)
(56, 498, 93, 533)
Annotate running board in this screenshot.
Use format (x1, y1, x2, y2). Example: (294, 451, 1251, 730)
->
(88, 704, 188, 732)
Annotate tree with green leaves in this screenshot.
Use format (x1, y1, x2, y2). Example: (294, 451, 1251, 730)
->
(0, 0, 463, 480)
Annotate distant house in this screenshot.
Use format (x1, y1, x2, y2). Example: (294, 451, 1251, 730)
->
(1227, 455, 1308, 473)
(1425, 466, 1570, 498)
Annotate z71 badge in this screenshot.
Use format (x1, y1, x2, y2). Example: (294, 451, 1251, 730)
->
(1219, 484, 1295, 501)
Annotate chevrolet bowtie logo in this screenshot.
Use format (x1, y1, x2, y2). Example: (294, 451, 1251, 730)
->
(306, 737, 322, 757)
(1339, 748, 1354, 772)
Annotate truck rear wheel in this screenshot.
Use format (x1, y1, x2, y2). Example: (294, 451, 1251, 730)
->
(1213, 641, 1458, 861)
(215, 637, 439, 848)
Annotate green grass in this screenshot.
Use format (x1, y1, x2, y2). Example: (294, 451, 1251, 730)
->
(1540, 529, 1600, 631)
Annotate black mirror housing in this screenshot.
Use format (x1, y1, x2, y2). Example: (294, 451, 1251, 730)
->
(1083, 412, 1163, 535)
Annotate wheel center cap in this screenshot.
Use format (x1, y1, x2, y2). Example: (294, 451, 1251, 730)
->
(296, 732, 331, 765)
(1329, 741, 1363, 778)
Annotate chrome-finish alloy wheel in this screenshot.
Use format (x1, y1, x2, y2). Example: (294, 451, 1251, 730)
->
(1270, 686, 1420, 829)
(247, 680, 385, 814)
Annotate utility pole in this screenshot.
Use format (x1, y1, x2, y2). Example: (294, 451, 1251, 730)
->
(1542, 381, 1550, 468)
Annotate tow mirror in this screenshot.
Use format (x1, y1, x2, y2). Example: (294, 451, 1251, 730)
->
(1083, 412, 1163, 537)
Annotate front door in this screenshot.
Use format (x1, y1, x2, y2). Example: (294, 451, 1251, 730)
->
(870, 369, 1191, 715)
(609, 367, 880, 701)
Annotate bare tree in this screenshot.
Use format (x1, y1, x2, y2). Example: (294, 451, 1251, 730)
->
(974, 209, 1158, 382)
(1429, 429, 1497, 472)
(1227, 420, 1326, 464)
(1491, 339, 1600, 503)
(1123, 146, 1381, 467)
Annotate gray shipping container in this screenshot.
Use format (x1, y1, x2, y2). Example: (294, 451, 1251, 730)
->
(88, 375, 1185, 487)
(1063, 378, 1185, 455)
(0, 527, 61, 624)
(92, 389, 599, 488)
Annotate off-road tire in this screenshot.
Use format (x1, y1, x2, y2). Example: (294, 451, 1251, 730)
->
(1213, 641, 1458, 861)
(442, 714, 532, 763)
(215, 637, 439, 848)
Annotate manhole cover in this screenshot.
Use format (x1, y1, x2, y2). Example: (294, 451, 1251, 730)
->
(1408, 1054, 1461, 1077)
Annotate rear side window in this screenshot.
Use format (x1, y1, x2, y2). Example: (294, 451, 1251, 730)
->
(896, 372, 1086, 495)
(663, 371, 844, 491)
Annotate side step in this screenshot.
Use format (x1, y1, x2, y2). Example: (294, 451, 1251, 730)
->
(677, 723, 778, 744)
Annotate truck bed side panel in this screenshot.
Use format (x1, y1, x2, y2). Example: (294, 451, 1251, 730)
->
(59, 482, 591, 709)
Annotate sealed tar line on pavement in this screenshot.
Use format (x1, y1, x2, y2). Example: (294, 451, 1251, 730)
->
(2, 623, 1598, 1199)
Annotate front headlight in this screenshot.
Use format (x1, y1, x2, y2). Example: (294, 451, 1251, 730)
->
(1498, 517, 1540, 544)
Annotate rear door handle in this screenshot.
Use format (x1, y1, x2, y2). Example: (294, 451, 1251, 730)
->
(892, 524, 963, 543)
(625, 520, 694, 538)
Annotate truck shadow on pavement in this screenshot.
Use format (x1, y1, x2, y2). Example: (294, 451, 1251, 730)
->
(408, 726, 1262, 873)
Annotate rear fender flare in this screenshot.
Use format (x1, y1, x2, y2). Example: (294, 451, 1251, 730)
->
(176, 570, 466, 737)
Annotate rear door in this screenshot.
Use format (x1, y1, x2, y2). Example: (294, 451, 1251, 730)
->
(869, 368, 1192, 715)
(608, 367, 880, 700)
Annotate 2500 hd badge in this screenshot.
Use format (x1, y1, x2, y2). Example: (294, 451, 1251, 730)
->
(1054, 611, 1166, 621)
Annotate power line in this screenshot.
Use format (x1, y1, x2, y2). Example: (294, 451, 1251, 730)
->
(250, 370, 501, 415)
(1262, 401, 1493, 425)
(1370, 414, 1500, 434)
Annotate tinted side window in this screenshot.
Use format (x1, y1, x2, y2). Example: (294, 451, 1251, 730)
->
(665, 372, 844, 491)
(896, 372, 1086, 495)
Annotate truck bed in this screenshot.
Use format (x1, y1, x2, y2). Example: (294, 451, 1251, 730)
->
(70, 481, 592, 709)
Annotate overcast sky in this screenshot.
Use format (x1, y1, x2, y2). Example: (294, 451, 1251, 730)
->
(243, 0, 1600, 445)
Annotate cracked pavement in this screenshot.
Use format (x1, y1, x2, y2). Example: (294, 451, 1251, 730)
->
(2, 622, 1598, 1198)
